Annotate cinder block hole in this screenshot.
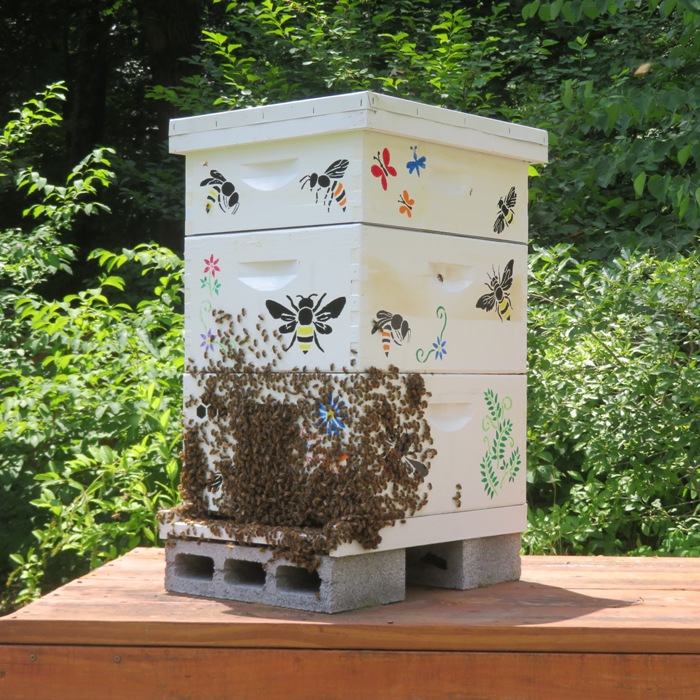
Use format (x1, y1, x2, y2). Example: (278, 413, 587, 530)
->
(276, 565, 322, 595)
(175, 553, 214, 581)
(224, 559, 266, 587)
(419, 552, 448, 570)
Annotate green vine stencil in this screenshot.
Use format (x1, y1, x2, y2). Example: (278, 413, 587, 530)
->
(480, 389, 521, 499)
(416, 306, 447, 363)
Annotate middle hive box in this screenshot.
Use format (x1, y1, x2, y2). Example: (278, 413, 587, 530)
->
(186, 223, 526, 375)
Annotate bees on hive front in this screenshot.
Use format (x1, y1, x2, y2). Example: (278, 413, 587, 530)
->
(173, 305, 436, 568)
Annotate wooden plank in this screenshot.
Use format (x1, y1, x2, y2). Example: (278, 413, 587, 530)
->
(1, 549, 699, 654)
(1, 645, 698, 700)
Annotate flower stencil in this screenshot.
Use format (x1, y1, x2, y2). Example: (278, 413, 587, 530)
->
(198, 255, 222, 356)
(416, 306, 448, 364)
(200, 328, 216, 353)
(203, 255, 220, 276)
(317, 393, 347, 435)
(432, 337, 447, 360)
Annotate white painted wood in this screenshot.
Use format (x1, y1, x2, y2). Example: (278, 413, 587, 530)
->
(185, 225, 527, 374)
(174, 92, 545, 242)
(167, 92, 537, 561)
(170, 91, 548, 162)
(330, 504, 527, 556)
(158, 504, 527, 557)
(182, 372, 526, 547)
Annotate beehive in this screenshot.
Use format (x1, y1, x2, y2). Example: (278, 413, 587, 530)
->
(160, 92, 547, 610)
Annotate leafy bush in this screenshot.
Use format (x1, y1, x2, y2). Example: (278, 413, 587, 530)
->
(0, 87, 183, 613)
(155, 0, 699, 260)
(526, 244, 700, 555)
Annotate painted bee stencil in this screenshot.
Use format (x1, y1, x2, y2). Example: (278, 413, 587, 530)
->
(300, 159, 349, 211)
(476, 259, 514, 322)
(493, 186, 517, 234)
(201, 169, 240, 214)
(266, 293, 346, 353)
(371, 310, 411, 357)
(383, 433, 429, 478)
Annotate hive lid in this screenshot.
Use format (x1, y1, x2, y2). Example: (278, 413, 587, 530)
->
(170, 91, 548, 163)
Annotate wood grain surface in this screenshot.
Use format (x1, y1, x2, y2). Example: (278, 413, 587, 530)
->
(1, 548, 699, 699)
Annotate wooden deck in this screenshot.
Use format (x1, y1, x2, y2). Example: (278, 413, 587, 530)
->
(0, 548, 698, 699)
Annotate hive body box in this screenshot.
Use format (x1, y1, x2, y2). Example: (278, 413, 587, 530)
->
(161, 92, 547, 611)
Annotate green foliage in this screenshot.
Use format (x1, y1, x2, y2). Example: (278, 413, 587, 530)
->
(0, 82, 66, 178)
(155, 0, 699, 259)
(526, 244, 700, 555)
(0, 88, 183, 613)
(524, 0, 700, 257)
(150, 0, 549, 120)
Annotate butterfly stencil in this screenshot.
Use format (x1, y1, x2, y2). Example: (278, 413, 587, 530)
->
(371, 148, 397, 190)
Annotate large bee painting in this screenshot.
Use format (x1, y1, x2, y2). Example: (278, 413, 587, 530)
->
(266, 293, 346, 353)
(476, 259, 514, 322)
(300, 159, 349, 211)
(493, 186, 517, 234)
(201, 169, 240, 214)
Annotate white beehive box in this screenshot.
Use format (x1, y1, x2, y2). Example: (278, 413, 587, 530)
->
(163, 92, 547, 561)
(170, 92, 547, 242)
(174, 372, 526, 555)
(185, 225, 527, 374)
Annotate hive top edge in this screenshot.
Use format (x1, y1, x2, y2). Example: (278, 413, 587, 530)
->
(169, 91, 548, 163)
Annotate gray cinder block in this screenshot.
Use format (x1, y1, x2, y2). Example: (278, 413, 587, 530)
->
(405, 533, 522, 590)
(164, 537, 405, 614)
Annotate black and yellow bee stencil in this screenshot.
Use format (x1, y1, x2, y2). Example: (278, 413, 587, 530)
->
(266, 292, 346, 353)
(476, 259, 514, 322)
(200, 169, 240, 214)
(493, 186, 517, 234)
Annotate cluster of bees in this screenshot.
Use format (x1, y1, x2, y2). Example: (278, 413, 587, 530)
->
(168, 308, 437, 570)
(453, 483, 463, 509)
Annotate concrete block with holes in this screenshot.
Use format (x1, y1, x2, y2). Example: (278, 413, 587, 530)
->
(405, 533, 522, 590)
(164, 537, 406, 614)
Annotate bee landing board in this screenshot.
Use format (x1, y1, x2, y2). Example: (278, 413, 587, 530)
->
(186, 225, 527, 374)
(170, 91, 547, 243)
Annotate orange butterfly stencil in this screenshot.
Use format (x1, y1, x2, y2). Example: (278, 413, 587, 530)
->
(398, 190, 414, 217)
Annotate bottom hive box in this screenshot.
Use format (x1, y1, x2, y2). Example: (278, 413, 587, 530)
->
(160, 371, 526, 560)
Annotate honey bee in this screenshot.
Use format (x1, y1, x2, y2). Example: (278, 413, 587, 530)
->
(371, 311, 411, 357)
(476, 259, 514, 322)
(200, 169, 240, 214)
(265, 293, 346, 353)
(300, 159, 349, 211)
(493, 186, 517, 234)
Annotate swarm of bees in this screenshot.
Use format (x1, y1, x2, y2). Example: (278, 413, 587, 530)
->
(166, 306, 436, 569)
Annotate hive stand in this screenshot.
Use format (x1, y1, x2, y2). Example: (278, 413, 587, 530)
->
(163, 533, 521, 613)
